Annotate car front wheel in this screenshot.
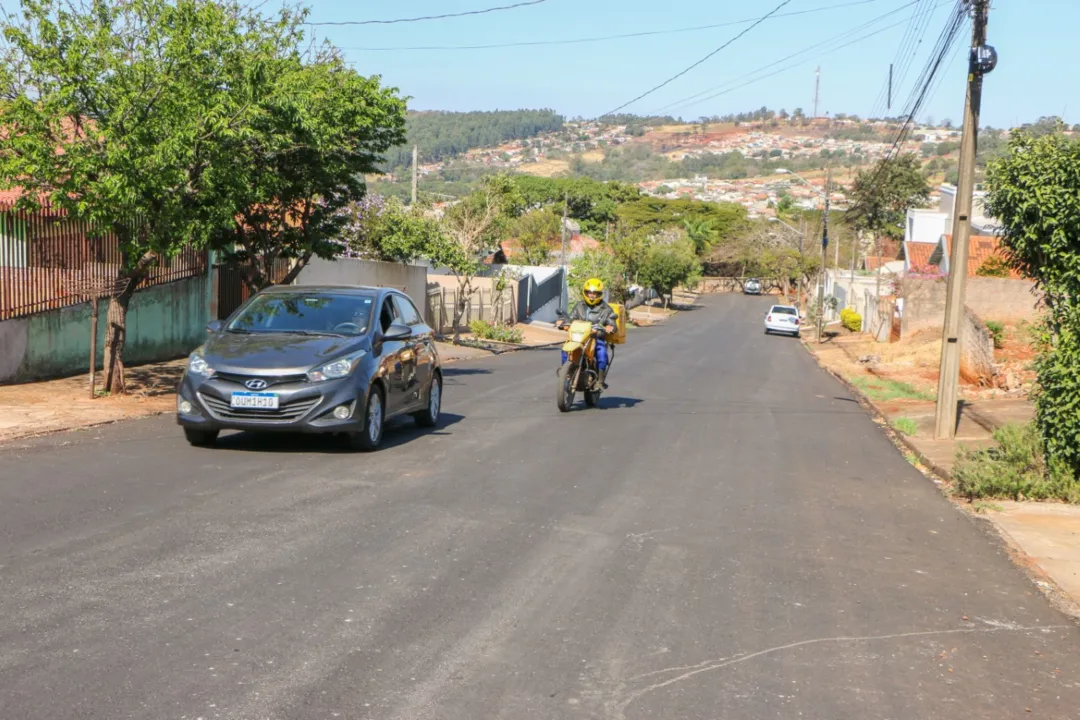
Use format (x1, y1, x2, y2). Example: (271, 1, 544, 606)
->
(348, 386, 385, 452)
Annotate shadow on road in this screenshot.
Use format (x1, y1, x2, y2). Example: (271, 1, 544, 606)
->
(210, 413, 466, 454)
(442, 367, 493, 377)
(596, 396, 644, 410)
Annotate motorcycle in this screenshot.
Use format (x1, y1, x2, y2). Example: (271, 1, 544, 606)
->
(555, 311, 613, 412)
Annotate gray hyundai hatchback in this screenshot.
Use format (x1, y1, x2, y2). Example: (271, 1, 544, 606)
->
(176, 285, 442, 451)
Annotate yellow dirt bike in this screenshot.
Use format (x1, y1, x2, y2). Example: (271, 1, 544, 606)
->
(555, 316, 613, 412)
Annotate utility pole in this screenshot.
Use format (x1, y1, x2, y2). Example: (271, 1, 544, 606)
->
(813, 67, 821, 119)
(934, 0, 996, 439)
(411, 145, 418, 206)
(817, 168, 831, 343)
(561, 192, 568, 269)
(887, 63, 893, 111)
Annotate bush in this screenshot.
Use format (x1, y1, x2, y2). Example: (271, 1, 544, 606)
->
(975, 254, 1012, 278)
(840, 307, 863, 332)
(985, 319, 1005, 349)
(953, 423, 1080, 502)
(893, 417, 919, 436)
(468, 320, 523, 344)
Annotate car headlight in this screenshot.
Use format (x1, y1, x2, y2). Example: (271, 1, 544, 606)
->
(308, 351, 366, 382)
(187, 350, 214, 377)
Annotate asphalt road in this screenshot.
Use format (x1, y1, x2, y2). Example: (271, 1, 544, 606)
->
(2, 294, 1078, 720)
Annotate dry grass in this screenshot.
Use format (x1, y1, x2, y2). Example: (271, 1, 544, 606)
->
(517, 158, 569, 177)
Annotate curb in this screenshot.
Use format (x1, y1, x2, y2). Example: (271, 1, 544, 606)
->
(802, 341, 954, 484)
(801, 340, 1080, 622)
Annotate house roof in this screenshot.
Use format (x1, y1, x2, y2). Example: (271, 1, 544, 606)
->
(904, 240, 936, 271)
(939, 234, 1022, 278)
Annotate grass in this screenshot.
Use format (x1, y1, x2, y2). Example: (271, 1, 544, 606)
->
(892, 417, 919, 436)
(985, 320, 1006, 349)
(904, 451, 921, 467)
(973, 500, 1005, 514)
(468, 319, 523, 344)
(953, 423, 1080, 503)
(850, 374, 936, 402)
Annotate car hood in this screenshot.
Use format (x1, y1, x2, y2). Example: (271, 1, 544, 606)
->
(201, 332, 370, 375)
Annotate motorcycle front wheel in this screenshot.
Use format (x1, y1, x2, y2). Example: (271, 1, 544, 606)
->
(556, 364, 576, 412)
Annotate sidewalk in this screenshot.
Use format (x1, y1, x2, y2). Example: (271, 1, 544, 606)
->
(807, 340, 1080, 616)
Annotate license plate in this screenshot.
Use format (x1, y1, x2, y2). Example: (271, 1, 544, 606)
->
(230, 391, 279, 409)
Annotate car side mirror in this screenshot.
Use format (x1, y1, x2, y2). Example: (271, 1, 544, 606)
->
(382, 323, 412, 341)
(206, 320, 224, 333)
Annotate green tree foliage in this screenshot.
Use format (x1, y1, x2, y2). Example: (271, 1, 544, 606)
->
(337, 195, 442, 264)
(384, 109, 563, 172)
(846, 154, 931, 241)
(511, 175, 640, 234)
(616, 197, 746, 242)
(639, 241, 702, 307)
(511, 208, 560, 265)
(217, 50, 406, 292)
(569, 249, 627, 303)
(0, 0, 348, 393)
(986, 132, 1080, 476)
(682, 218, 718, 255)
(437, 175, 521, 339)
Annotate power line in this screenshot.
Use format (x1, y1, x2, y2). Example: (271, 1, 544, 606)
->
(650, 1, 925, 115)
(869, 0, 939, 118)
(848, 1, 968, 215)
(656, 15, 916, 115)
(599, 0, 795, 119)
(304, 0, 548, 27)
(338, 0, 890, 51)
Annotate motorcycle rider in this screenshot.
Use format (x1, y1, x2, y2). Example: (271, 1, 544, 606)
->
(557, 277, 617, 389)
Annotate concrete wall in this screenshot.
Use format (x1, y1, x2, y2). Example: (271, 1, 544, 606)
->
(0, 274, 211, 384)
(901, 276, 1040, 334)
(906, 209, 949, 246)
(294, 258, 428, 314)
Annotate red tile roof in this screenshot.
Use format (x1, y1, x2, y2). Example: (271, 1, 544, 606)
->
(942, 234, 1023, 278)
(904, 241, 936, 272)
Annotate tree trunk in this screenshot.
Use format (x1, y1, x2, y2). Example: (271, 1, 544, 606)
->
(103, 281, 138, 395)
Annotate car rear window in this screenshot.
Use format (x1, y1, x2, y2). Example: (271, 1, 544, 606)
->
(771, 306, 797, 315)
(229, 293, 375, 336)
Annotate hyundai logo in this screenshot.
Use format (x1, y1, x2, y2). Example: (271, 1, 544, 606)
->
(245, 379, 269, 390)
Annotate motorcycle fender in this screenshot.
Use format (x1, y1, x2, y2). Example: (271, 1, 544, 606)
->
(562, 340, 582, 353)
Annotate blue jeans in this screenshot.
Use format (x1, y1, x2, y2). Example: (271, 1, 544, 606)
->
(562, 339, 608, 370)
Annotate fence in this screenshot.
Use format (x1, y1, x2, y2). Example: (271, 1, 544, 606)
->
(0, 204, 206, 321)
(426, 284, 517, 335)
(214, 258, 293, 320)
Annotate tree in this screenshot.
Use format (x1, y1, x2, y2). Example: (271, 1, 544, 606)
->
(569, 248, 626, 304)
(437, 175, 519, 340)
(845, 154, 931, 242)
(512, 208, 561, 265)
(337, 195, 442, 264)
(681, 218, 718, 255)
(0, 0, 293, 393)
(985, 132, 1080, 476)
(639, 241, 702, 307)
(217, 51, 406, 292)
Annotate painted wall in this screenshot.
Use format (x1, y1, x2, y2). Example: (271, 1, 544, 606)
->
(294, 258, 428, 315)
(0, 274, 211, 384)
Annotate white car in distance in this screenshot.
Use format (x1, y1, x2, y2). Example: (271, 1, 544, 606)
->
(764, 304, 802, 337)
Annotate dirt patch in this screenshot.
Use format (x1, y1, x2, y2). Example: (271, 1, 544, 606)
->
(0, 360, 185, 443)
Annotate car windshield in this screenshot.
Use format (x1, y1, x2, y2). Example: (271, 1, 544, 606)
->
(772, 306, 797, 315)
(227, 293, 375, 336)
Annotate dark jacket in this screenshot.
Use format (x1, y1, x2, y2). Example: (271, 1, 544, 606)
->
(568, 300, 617, 328)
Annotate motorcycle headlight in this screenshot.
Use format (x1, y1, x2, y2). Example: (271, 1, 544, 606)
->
(308, 351, 366, 383)
(571, 331, 587, 343)
(187, 349, 214, 378)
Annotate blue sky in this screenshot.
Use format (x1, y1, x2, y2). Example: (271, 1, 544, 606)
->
(305, 1, 1078, 129)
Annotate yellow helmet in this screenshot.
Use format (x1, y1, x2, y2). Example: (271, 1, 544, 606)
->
(582, 278, 604, 306)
